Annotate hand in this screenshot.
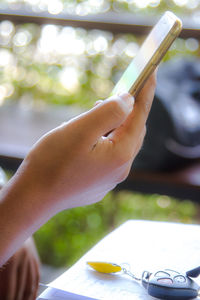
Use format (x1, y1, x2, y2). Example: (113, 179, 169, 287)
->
(16, 73, 156, 212)
(0, 237, 40, 300)
(0, 73, 156, 267)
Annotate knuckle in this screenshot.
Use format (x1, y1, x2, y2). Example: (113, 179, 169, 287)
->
(107, 99, 127, 119)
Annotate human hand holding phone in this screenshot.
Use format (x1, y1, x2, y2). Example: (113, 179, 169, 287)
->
(0, 11, 181, 268)
(0, 73, 156, 267)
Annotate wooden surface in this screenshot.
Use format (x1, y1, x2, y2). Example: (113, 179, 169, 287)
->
(0, 102, 82, 169)
(117, 163, 200, 201)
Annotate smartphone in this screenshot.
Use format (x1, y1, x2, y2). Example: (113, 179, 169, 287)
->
(110, 11, 182, 97)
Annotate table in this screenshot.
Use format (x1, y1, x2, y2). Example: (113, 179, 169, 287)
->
(37, 220, 200, 300)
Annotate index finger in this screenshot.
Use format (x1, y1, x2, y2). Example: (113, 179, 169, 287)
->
(108, 71, 157, 150)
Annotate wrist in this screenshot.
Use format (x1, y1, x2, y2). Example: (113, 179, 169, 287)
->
(0, 164, 55, 266)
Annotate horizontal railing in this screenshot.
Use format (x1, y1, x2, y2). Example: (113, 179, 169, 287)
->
(0, 8, 199, 38)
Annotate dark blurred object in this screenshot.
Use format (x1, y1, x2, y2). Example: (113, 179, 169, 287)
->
(117, 58, 200, 201)
(133, 57, 200, 172)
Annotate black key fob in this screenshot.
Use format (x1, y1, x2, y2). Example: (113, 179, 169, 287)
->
(142, 269, 199, 299)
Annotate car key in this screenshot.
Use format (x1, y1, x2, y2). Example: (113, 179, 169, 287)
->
(87, 262, 200, 299)
(142, 269, 199, 300)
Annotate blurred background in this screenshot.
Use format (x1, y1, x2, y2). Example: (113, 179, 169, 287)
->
(0, 0, 200, 278)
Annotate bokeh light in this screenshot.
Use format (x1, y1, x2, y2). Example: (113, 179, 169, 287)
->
(0, 0, 199, 107)
(185, 38, 199, 52)
(59, 67, 80, 94)
(173, 0, 188, 7)
(48, 0, 63, 15)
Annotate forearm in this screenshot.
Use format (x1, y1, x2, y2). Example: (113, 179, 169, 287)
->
(0, 168, 54, 267)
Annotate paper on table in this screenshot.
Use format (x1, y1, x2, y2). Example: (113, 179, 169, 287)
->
(38, 220, 200, 300)
(37, 284, 95, 300)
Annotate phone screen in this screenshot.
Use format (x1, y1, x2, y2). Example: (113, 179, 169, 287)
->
(111, 13, 177, 96)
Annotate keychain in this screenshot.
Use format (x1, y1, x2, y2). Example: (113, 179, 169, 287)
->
(87, 262, 200, 299)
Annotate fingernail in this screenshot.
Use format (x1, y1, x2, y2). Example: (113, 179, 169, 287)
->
(94, 100, 103, 107)
(119, 92, 135, 110)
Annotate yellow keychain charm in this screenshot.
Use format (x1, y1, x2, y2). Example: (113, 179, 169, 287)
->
(87, 261, 141, 282)
(87, 261, 122, 274)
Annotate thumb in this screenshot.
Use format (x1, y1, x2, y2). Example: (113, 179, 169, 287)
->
(79, 93, 135, 145)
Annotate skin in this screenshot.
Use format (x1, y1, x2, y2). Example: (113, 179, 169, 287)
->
(0, 174, 40, 300)
(0, 72, 156, 277)
(0, 238, 40, 300)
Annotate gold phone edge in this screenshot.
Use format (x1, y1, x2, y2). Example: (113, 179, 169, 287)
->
(129, 18, 182, 97)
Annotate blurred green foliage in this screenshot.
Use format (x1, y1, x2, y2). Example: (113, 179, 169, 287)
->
(34, 191, 199, 267)
(1, 0, 200, 267)
(0, 0, 199, 108)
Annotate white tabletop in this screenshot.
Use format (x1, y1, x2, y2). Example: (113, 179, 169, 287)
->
(38, 220, 200, 300)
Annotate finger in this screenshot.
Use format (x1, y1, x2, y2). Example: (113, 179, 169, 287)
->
(133, 125, 147, 158)
(16, 254, 29, 300)
(112, 127, 146, 184)
(0, 263, 10, 299)
(23, 258, 38, 300)
(32, 258, 40, 300)
(134, 71, 157, 124)
(109, 72, 156, 154)
(5, 258, 18, 300)
(94, 100, 103, 107)
(70, 93, 134, 146)
(123, 125, 146, 166)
